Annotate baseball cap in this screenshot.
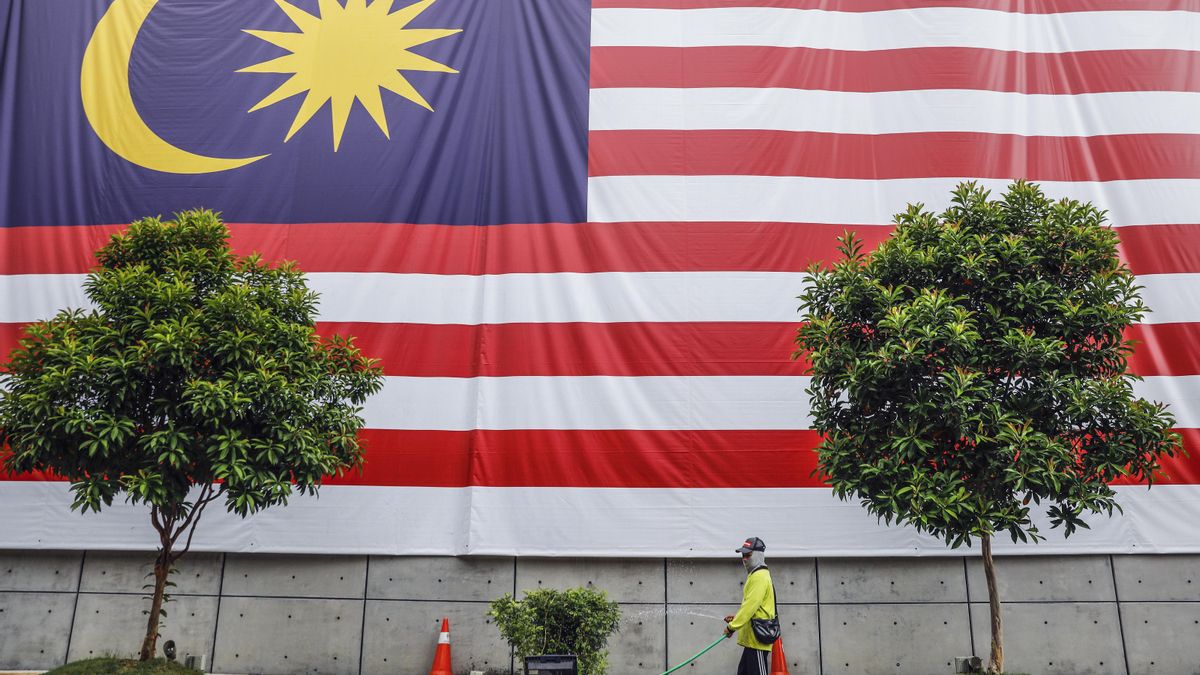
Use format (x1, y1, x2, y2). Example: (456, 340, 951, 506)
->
(735, 537, 766, 554)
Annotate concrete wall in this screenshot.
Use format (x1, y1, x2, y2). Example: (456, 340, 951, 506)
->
(2, 551, 1198, 675)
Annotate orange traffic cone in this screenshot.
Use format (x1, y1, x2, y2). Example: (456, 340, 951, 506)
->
(770, 638, 789, 674)
(429, 617, 452, 675)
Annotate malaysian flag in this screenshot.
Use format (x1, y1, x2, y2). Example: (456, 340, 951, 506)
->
(1, 0, 1198, 555)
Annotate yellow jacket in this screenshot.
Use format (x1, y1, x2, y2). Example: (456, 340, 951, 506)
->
(729, 567, 776, 651)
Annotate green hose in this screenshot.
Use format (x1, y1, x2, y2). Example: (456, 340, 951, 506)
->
(659, 634, 729, 675)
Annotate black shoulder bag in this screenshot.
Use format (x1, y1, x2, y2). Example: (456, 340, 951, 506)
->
(749, 569, 781, 644)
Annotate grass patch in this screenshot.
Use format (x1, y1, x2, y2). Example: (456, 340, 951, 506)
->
(46, 657, 201, 674)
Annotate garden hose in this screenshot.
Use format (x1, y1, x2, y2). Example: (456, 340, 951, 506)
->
(659, 633, 729, 674)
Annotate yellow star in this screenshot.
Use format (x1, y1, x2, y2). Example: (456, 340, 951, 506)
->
(239, 0, 461, 151)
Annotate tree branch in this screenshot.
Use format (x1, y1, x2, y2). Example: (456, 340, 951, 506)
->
(169, 484, 222, 563)
(168, 484, 212, 545)
(150, 504, 164, 536)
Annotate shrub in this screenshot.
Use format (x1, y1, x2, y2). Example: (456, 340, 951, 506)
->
(489, 586, 622, 674)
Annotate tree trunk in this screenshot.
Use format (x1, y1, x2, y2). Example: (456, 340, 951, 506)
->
(139, 530, 173, 660)
(981, 533, 1004, 674)
(135, 489, 216, 662)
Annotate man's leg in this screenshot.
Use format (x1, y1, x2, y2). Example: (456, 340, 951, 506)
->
(736, 647, 769, 675)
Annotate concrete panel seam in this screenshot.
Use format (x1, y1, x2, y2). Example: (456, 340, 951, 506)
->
(208, 593, 379, 602)
(65, 550, 86, 667)
(824, 600, 985, 606)
(1083, 599, 1200, 604)
(1110, 599, 1200, 605)
(662, 601, 819, 606)
(209, 553, 225, 671)
(70, 591, 219, 598)
(364, 597, 517, 605)
(814, 557, 824, 675)
(964, 599, 1155, 605)
(662, 557, 669, 674)
(1109, 554, 1131, 675)
(512, 556, 517, 675)
(963, 556, 976, 658)
(357, 557, 369, 675)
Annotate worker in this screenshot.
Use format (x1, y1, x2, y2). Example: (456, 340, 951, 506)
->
(724, 536, 778, 675)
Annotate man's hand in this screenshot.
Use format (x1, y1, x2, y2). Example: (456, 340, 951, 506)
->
(724, 624, 735, 638)
(723, 615, 734, 623)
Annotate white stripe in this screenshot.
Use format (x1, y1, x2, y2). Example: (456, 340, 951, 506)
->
(586, 176, 1200, 228)
(1134, 274, 1200, 325)
(359, 374, 1196, 431)
(1134, 376, 1200, 427)
(364, 375, 815, 430)
(0, 275, 92, 324)
(591, 7, 1200, 51)
(589, 89, 1200, 136)
(308, 271, 808, 323)
(0, 272, 809, 324)
(7, 271, 1200, 325)
(2, 482, 1197, 556)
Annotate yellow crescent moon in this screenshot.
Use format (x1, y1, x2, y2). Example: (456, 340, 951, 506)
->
(81, 0, 267, 174)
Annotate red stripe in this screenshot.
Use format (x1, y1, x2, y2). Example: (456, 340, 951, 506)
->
(319, 321, 804, 376)
(8, 427, 1196, 488)
(241, 220, 891, 274)
(332, 429, 825, 487)
(1112, 428, 1200, 485)
(0, 225, 125, 275)
(0, 323, 19, 362)
(591, 47, 1200, 94)
(253, 322, 1200, 378)
(0, 221, 895, 275)
(6, 219, 1195, 277)
(590, 131, 1200, 181)
(2, 430, 824, 488)
(1125, 324, 1200, 377)
(1117, 223, 1200, 276)
(7, 320, 1199, 378)
(222, 428, 1200, 488)
(0, 222, 486, 275)
(0, 320, 805, 377)
(592, 0, 1200, 11)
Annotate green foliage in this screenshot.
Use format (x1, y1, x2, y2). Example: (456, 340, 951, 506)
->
(489, 587, 622, 675)
(0, 209, 384, 519)
(46, 658, 200, 674)
(796, 181, 1182, 548)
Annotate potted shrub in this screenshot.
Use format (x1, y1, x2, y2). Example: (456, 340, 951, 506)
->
(489, 586, 622, 674)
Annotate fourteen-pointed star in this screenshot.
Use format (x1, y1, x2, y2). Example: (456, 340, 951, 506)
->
(239, 0, 461, 150)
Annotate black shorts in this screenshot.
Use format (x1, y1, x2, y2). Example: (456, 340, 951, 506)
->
(736, 646, 770, 675)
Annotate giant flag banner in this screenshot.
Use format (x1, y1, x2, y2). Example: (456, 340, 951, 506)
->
(3, 0, 1200, 556)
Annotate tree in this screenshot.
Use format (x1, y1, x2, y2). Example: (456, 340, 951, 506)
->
(0, 211, 384, 660)
(795, 182, 1181, 673)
